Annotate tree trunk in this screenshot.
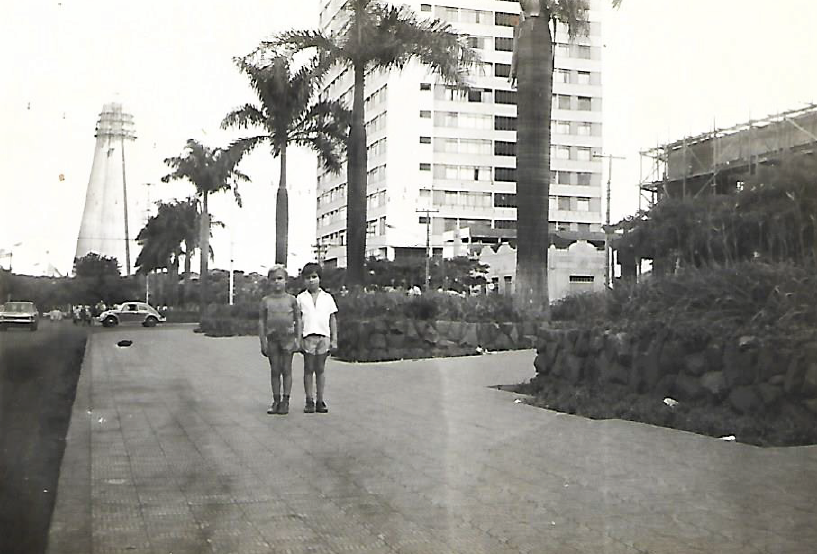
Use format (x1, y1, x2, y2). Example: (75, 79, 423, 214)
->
(345, 62, 368, 286)
(276, 144, 289, 265)
(183, 240, 192, 305)
(514, 14, 553, 316)
(199, 193, 210, 319)
(169, 256, 179, 306)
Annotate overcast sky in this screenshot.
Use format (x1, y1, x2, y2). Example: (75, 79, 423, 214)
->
(2, 0, 816, 276)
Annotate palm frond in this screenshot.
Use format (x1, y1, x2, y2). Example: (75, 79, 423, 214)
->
(221, 103, 266, 130)
(549, 0, 591, 39)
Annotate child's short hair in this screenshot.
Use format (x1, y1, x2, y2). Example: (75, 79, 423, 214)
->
(301, 262, 322, 279)
(267, 264, 288, 279)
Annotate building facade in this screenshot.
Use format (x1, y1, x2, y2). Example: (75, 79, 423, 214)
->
(315, 0, 605, 294)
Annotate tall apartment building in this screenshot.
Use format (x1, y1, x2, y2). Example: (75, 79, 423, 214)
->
(315, 0, 605, 293)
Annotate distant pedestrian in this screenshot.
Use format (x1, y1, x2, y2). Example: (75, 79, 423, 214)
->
(297, 262, 338, 414)
(259, 265, 301, 415)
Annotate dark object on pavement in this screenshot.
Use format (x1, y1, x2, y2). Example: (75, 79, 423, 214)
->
(117, 340, 133, 347)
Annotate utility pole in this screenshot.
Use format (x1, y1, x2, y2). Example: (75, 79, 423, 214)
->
(312, 242, 330, 265)
(415, 207, 439, 291)
(594, 153, 625, 288)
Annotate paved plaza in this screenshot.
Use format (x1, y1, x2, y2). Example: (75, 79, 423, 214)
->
(48, 326, 817, 553)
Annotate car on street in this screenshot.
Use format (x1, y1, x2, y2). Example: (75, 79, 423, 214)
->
(98, 301, 166, 328)
(0, 301, 40, 331)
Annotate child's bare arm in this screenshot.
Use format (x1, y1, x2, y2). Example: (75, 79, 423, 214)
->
(258, 299, 268, 355)
(294, 297, 303, 350)
(329, 312, 338, 351)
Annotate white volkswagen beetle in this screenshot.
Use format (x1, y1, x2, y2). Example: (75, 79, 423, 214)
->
(99, 301, 166, 328)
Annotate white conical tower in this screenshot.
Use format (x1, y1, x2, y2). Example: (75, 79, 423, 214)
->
(74, 102, 136, 274)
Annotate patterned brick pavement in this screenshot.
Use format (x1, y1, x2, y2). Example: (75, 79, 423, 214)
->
(48, 326, 817, 553)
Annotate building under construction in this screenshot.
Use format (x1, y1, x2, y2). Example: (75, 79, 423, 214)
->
(638, 103, 817, 208)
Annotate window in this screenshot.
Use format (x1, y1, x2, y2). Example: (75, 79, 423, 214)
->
(461, 9, 490, 24)
(550, 171, 559, 185)
(467, 89, 483, 103)
(494, 63, 511, 78)
(558, 197, 571, 211)
(557, 94, 571, 110)
(420, 3, 431, 11)
(570, 275, 595, 283)
(577, 223, 591, 232)
(419, 136, 431, 144)
(495, 220, 516, 229)
(494, 141, 516, 156)
(420, 82, 431, 90)
(576, 172, 592, 186)
(494, 12, 518, 27)
(495, 37, 514, 52)
(495, 167, 516, 182)
(419, 163, 431, 171)
(555, 69, 570, 84)
(554, 146, 570, 160)
(577, 197, 590, 211)
(556, 43, 570, 57)
(420, 110, 431, 118)
(577, 45, 592, 59)
(559, 171, 572, 185)
(552, 120, 570, 135)
(494, 115, 517, 131)
(435, 84, 465, 102)
(577, 122, 592, 136)
(495, 89, 517, 105)
(435, 6, 459, 22)
(494, 193, 516, 208)
(577, 96, 592, 111)
(576, 147, 592, 161)
(466, 36, 488, 50)
(577, 71, 591, 85)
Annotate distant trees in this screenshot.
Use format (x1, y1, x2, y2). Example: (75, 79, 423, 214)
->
(135, 198, 201, 305)
(162, 139, 249, 315)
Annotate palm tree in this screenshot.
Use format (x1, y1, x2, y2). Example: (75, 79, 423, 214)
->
(161, 139, 249, 315)
(268, 0, 477, 285)
(222, 55, 349, 266)
(135, 198, 201, 305)
(511, 0, 621, 314)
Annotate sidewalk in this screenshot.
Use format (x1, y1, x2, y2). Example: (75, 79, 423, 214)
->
(48, 326, 817, 554)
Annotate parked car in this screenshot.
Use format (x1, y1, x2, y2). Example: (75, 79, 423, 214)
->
(99, 301, 166, 328)
(0, 301, 40, 331)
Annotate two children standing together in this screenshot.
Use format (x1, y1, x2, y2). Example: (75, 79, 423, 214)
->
(258, 262, 338, 416)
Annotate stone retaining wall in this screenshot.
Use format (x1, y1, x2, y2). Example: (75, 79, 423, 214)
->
(336, 319, 540, 362)
(534, 327, 817, 418)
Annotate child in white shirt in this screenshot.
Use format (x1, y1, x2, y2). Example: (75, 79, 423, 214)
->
(297, 262, 338, 413)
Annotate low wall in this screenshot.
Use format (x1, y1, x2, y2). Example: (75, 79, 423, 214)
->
(337, 319, 540, 362)
(533, 327, 817, 418)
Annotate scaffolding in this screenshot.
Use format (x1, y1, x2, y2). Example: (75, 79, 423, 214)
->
(637, 103, 817, 209)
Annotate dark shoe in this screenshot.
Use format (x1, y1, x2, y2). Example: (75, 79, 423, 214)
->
(277, 399, 289, 415)
(267, 401, 278, 415)
(304, 399, 315, 413)
(316, 401, 329, 414)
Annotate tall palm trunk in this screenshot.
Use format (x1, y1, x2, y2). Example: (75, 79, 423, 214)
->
(276, 144, 289, 265)
(199, 192, 210, 318)
(168, 256, 179, 306)
(183, 240, 192, 305)
(514, 14, 553, 315)
(346, 63, 368, 286)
